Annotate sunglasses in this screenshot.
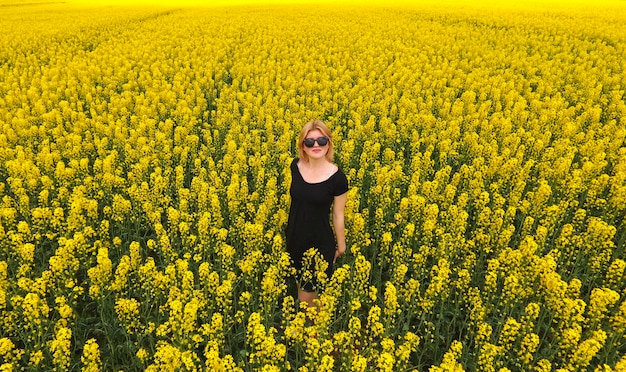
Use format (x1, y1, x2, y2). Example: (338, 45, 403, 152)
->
(303, 136, 330, 148)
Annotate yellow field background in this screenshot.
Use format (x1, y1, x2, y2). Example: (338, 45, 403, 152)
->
(1, 0, 625, 371)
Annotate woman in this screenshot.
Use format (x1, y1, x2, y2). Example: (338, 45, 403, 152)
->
(285, 119, 349, 309)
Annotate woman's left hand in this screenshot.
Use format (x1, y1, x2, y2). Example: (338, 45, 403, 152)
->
(334, 246, 346, 264)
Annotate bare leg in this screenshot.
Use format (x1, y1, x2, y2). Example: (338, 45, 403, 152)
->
(299, 289, 319, 326)
(298, 289, 318, 309)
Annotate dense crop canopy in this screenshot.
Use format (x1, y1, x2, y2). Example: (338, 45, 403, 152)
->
(0, 1, 625, 370)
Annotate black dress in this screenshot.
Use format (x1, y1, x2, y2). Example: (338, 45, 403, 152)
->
(285, 158, 349, 291)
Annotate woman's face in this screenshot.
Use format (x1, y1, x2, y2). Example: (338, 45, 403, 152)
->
(303, 129, 329, 161)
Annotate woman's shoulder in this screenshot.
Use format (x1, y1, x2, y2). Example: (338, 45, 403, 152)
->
(332, 164, 348, 182)
(331, 164, 349, 194)
(333, 162, 346, 174)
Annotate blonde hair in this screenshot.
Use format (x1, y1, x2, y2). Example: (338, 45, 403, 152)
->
(297, 120, 334, 162)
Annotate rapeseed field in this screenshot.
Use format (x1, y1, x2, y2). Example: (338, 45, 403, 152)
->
(0, 0, 625, 370)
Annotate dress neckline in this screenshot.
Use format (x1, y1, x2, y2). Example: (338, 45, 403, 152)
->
(296, 159, 338, 185)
